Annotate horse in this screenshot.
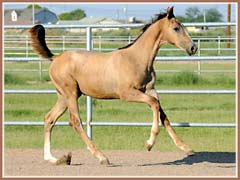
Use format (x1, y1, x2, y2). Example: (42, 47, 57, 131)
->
(29, 6, 197, 165)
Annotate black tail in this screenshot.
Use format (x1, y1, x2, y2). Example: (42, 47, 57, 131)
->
(29, 25, 54, 60)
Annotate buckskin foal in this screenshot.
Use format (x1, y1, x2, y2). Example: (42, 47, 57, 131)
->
(30, 6, 197, 165)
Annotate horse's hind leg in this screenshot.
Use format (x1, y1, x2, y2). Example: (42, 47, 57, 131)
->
(44, 93, 71, 165)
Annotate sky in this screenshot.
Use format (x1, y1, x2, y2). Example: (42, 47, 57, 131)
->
(3, 2, 237, 22)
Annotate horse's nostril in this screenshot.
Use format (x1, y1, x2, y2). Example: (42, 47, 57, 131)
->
(188, 44, 197, 56)
(191, 46, 195, 52)
(191, 44, 198, 53)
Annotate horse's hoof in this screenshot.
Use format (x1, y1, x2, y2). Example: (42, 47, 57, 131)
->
(100, 158, 110, 165)
(56, 152, 72, 165)
(145, 141, 153, 151)
(186, 150, 195, 156)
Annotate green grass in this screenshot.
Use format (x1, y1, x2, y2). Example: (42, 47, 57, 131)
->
(4, 92, 235, 124)
(4, 126, 235, 152)
(4, 72, 25, 85)
(154, 73, 235, 90)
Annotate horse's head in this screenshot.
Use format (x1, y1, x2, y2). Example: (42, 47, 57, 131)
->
(161, 6, 197, 56)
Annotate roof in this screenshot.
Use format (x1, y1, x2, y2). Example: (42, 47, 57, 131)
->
(57, 17, 122, 25)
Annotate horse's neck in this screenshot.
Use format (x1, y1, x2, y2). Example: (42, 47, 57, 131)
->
(130, 21, 165, 70)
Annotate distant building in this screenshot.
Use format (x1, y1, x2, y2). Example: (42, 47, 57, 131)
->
(186, 26, 208, 33)
(4, 8, 58, 25)
(57, 17, 136, 33)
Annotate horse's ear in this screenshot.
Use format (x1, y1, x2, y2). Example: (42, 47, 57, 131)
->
(167, 6, 175, 19)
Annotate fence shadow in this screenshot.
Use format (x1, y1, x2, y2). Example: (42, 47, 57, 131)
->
(140, 152, 236, 166)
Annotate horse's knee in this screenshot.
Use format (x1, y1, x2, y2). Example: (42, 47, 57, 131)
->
(159, 107, 168, 124)
(150, 98, 160, 111)
(44, 113, 55, 129)
(151, 129, 159, 136)
(161, 117, 170, 127)
(69, 113, 81, 128)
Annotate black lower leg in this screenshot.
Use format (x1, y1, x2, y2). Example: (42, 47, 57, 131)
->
(159, 107, 168, 126)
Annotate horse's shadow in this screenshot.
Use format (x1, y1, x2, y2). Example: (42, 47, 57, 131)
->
(140, 152, 236, 166)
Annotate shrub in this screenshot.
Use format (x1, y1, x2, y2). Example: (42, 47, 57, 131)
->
(214, 74, 235, 86)
(4, 73, 25, 85)
(42, 74, 51, 82)
(172, 71, 200, 85)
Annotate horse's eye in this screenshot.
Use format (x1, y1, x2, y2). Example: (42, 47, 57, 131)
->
(173, 27, 179, 32)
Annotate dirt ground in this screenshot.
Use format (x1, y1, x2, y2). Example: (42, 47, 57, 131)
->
(3, 149, 236, 177)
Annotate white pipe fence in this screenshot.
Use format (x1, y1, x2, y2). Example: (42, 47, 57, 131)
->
(4, 22, 237, 80)
(4, 35, 236, 56)
(4, 22, 236, 58)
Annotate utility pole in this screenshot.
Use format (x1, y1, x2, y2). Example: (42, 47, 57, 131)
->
(203, 9, 206, 31)
(123, 5, 128, 23)
(32, 3, 35, 24)
(116, 9, 119, 20)
(226, 3, 231, 48)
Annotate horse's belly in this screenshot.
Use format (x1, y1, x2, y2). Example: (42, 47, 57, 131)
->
(81, 87, 120, 99)
(73, 56, 120, 99)
(76, 76, 120, 99)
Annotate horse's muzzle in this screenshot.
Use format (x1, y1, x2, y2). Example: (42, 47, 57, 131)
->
(187, 43, 198, 56)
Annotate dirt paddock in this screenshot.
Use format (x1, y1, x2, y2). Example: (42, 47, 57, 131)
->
(4, 149, 236, 177)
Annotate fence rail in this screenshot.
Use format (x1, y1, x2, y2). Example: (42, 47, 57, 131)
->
(4, 121, 236, 128)
(4, 89, 236, 94)
(3, 22, 237, 29)
(4, 56, 236, 62)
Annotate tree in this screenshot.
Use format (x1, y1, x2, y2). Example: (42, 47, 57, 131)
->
(176, 15, 187, 22)
(180, 6, 223, 22)
(59, 9, 86, 20)
(205, 8, 223, 22)
(27, 4, 42, 9)
(58, 12, 72, 20)
(185, 7, 203, 22)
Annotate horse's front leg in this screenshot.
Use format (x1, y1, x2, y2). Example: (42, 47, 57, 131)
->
(146, 89, 194, 155)
(159, 107, 194, 155)
(144, 89, 161, 151)
(120, 89, 160, 151)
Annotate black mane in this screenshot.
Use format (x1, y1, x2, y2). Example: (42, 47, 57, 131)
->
(119, 12, 168, 50)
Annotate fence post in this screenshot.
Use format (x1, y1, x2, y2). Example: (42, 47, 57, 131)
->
(99, 36, 101, 51)
(86, 27, 93, 139)
(26, 35, 28, 57)
(197, 39, 201, 75)
(128, 35, 131, 44)
(62, 35, 65, 51)
(39, 60, 42, 81)
(218, 36, 221, 55)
